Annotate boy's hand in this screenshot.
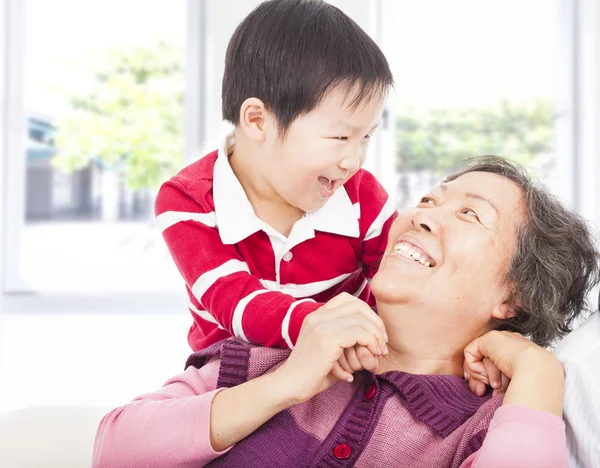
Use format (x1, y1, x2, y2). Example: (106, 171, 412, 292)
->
(463, 356, 510, 397)
(335, 345, 381, 378)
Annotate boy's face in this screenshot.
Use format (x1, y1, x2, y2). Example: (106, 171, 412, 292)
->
(262, 86, 386, 213)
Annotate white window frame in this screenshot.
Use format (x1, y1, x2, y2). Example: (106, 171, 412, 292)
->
(1, 0, 598, 299)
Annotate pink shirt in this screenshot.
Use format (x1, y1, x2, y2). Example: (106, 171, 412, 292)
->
(92, 357, 569, 468)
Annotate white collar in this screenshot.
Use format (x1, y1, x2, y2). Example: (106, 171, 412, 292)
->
(212, 132, 360, 245)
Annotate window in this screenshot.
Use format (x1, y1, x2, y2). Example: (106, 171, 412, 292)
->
(8, 0, 186, 293)
(381, 0, 566, 210)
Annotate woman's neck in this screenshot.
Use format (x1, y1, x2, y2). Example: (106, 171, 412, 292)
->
(377, 348, 464, 377)
(374, 302, 476, 377)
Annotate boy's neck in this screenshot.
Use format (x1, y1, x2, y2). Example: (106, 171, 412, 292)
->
(228, 138, 304, 238)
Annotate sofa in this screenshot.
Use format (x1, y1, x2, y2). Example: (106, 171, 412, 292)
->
(0, 406, 109, 468)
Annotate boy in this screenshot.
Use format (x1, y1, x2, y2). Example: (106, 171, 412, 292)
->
(155, 0, 396, 357)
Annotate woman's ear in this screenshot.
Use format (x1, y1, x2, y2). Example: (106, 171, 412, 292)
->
(491, 301, 517, 321)
(238, 97, 273, 143)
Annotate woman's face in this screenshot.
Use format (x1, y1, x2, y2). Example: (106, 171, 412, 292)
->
(371, 171, 526, 340)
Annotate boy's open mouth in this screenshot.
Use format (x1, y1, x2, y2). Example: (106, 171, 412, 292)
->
(318, 176, 338, 197)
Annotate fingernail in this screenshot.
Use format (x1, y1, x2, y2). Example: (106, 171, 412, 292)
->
(384, 345, 389, 355)
(492, 381, 499, 389)
(464, 371, 468, 380)
(347, 375, 354, 382)
(384, 332, 389, 342)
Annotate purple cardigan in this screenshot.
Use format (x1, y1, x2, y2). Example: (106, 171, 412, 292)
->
(186, 339, 504, 467)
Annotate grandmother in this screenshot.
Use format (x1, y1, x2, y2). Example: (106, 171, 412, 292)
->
(92, 157, 599, 468)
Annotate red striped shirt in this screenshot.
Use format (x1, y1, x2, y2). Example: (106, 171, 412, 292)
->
(155, 144, 397, 351)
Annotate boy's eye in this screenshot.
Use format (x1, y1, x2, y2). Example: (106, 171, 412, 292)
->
(364, 133, 374, 139)
(335, 136, 349, 141)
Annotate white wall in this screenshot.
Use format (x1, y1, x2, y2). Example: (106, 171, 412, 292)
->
(0, 0, 7, 291)
(0, 0, 27, 292)
(576, 0, 600, 229)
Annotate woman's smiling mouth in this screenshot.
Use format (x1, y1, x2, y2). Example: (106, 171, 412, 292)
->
(393, 241, 435, 267)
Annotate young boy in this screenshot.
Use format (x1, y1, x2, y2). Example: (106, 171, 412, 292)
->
(155, 0, 396, 355)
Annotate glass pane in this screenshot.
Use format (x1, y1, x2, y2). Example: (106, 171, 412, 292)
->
(22, 0, 185, 293)
(381, 0, 561, 210)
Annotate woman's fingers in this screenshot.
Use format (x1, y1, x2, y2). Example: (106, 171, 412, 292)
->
(320, 294, 388, 352)
(331, 361, 354, 383)
(331, 315, 386, 356)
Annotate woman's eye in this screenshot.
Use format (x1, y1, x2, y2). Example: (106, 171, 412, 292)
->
(335, 136, 349, 141)
(462, 208, 480, 219)
(364, 133, 373, 139)
(419, 197, 435, 206)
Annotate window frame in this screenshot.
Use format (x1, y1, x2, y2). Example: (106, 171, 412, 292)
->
(1, 0, 597, 299)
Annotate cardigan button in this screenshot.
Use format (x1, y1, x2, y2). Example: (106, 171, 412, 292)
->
(365, 383, 377, 400)
(282, 251, 293, 262)
(333, 443, 352, 460)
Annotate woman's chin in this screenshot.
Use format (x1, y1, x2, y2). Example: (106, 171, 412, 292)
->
(371, 281, 413, 307)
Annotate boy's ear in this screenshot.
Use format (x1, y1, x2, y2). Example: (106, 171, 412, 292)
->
(239, 97, 271, 142)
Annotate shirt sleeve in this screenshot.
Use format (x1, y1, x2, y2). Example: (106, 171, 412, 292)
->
(554, 313, 600, 467)
(355, 170, 397, 279)
(155, 179, 322, 349)
(461, 404, 569, 468)
(92, 358, 231, 468)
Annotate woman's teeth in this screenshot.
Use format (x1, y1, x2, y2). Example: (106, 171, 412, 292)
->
(393, 242, 432, 267)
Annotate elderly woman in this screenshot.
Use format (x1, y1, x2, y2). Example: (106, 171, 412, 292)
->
(93, 157, 599, 467)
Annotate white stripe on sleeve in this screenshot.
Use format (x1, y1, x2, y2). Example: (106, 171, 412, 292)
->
(156, 210, 217, 232)
(232, 289, 272, 342)
(281, 299, 317, 349)
(364, 197, 397, 241)
(353, 278, 368, 298)
(191, 259, 250, 303)
(188, 301, 225, 330)
(259, 272, 354, 298)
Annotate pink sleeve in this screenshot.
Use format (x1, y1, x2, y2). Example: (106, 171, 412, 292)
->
(92, 357, 232, 468)
(461, 404, 569, 468)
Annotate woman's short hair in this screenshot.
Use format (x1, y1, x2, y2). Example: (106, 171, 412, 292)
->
(445, 156, 600, 347)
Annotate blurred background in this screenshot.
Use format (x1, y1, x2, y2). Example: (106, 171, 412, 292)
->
(0, 0, 599, 413)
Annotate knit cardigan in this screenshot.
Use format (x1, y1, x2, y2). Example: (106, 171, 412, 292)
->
(186, 339, 504, 467)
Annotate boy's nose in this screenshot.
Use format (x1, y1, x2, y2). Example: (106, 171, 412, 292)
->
(338, 148, 362, 173)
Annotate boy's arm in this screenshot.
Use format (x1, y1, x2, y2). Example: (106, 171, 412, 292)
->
(156, 180, 322, 349)
(355, 171, 397, 279)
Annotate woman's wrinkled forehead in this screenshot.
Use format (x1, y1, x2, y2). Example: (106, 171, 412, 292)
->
(437, 172, 525, 220)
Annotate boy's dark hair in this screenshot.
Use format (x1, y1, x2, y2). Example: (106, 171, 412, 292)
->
(222, 0, 394, 134)
(445, 156, 600, 347)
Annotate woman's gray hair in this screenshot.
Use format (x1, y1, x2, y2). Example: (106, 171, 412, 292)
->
(445, 156, 600, 347)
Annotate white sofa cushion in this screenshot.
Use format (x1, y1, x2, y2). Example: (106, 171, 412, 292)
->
(0, 406, 109, 468)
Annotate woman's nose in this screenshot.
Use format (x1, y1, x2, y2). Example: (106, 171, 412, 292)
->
(413, 209, 441, 235)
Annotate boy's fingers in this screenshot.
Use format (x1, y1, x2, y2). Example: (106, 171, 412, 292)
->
(356, 345, 379, 373)
(345, 346, 363, 372)
(337, 352, 354, 375)
(493, 373, 510, 397)
(483, 358, 501, 389)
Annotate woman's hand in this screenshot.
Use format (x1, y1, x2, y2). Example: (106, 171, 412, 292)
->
(463, 330, 564, 416)
(275, 293, 388, 405)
